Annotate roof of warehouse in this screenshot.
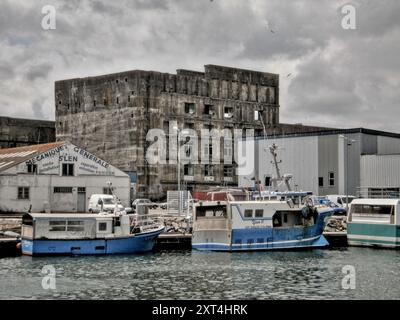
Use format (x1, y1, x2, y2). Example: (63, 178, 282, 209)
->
(0, 141, 65, 172)
(252, 128, 400, 140)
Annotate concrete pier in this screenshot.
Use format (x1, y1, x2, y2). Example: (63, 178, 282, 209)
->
(324, 231, 348, 247)
(155, 233, 192, 250)
(0, 238, 21, 257)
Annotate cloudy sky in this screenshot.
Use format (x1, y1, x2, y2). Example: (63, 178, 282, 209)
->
(1, 0, 399, 132)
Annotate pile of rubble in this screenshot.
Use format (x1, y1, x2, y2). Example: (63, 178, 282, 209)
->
(0, 218, 21, 234)
(162, 216, 192, 234)
(324, 217, 347, 232)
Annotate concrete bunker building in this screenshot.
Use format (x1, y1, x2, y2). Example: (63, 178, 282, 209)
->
(55, 64, 331, 200)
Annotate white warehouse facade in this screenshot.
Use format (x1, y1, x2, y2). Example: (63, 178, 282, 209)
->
(360, 154, 400, 198)
(238, 128, 400, 197)
(0, 142, 131, 213)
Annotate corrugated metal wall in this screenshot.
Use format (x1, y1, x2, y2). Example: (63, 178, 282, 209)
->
(257, 136, 319, 193)
(239, 132, 400, 197)
(361, 154, 400, 187)
(318, 135, 339, 195)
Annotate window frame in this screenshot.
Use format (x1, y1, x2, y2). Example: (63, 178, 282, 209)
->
(62, 163, 75, 176)
(255, 209, 263, 218)
(244, 209, 253, 218)
(17, 187, 30, 200)
(205, 164, 214, 177)
(328, 171, 335, 186)
(54, 187, 73, 194)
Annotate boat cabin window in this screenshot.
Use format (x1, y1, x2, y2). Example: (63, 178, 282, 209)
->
(255, 209, 263, 218)
(244, 209, 253, 218)
(196, 205, 227, 218)
(273, 210, 304, 227)
(67, 221, 85, 232)
(49, 220, 85, 232)
(98, 222, 108, 231)
(49, 221, 67, 232)
(351, 204, 394, 215)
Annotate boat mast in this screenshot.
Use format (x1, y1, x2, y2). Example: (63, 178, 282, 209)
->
(269, 143, 292, 191)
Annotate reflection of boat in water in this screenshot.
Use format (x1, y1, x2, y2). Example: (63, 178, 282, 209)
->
(192, 144, 334, 251)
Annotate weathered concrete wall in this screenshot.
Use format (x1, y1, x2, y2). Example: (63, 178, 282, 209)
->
(0, 117, 55, 149)
(55, 64, 334, 200)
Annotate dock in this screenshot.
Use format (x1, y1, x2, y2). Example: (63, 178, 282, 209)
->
(324, 231, 348, 247)
(155, 233, 192, 250)
(0, 238, 21, 257)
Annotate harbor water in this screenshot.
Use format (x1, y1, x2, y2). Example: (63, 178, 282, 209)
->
(0, 247, 399, 300)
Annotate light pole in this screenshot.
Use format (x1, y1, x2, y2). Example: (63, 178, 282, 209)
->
(173, 125, 181, 216)
(339, 135, 356, 212)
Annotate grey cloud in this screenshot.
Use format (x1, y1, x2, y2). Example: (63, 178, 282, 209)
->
(31, 100, 45, 119)
(25, 63, 53, 81)
(0, 0, 399, 133)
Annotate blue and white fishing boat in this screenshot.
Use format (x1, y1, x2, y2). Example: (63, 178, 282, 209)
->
(21, 212, 164, 256)
(192, 144, 334, 251)
(21, 184, 164, 256)
(192, 196, 333, 251)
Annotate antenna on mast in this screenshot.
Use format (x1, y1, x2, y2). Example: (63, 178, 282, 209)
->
(268, 143, 292, 191)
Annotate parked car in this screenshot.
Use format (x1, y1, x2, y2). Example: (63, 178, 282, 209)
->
(310, 196, 347, 216)
(326, 195, 356, 209)
(88, 194, 125, 213)
(132, 198, 157, 211)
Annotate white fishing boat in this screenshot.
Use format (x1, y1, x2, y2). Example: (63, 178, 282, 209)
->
(21, 183, 164, 256)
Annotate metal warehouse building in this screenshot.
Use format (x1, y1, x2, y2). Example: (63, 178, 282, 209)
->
(239, 128, 400, 197)
(0, 142, 131, 213)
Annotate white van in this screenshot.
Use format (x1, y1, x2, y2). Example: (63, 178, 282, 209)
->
(326, 195, 356, 208)
(88, 194, 125, 213)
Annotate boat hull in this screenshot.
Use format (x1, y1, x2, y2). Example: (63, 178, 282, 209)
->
(347, 223, 400, 248)
(192, 229, 329, 251)
(21, 227, 165, 256)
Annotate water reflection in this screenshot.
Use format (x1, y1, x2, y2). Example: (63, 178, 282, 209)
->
(0, 248, 399, 300)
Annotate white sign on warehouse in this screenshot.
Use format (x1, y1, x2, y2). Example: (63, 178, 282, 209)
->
(0, 142, 130, 213)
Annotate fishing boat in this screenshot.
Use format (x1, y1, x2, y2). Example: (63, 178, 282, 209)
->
(192, 195, 333, 251)
(20, 184, 164, 256)
(192, 144, 334, 251)
(21, 212, 164, 256)
(347, 198, 400, 248)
